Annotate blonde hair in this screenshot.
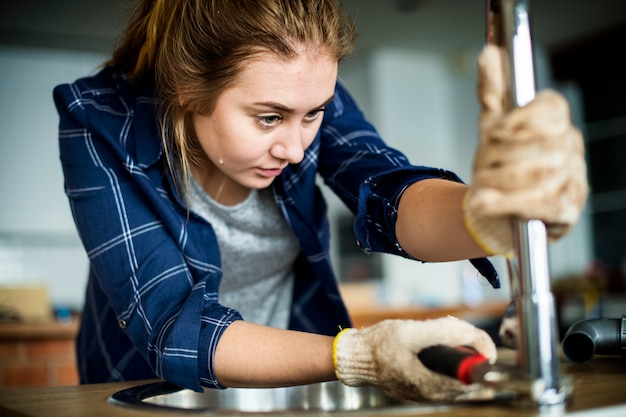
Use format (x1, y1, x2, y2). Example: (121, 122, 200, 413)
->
(109, 0, 356, 195)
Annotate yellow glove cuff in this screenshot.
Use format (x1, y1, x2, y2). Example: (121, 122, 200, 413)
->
(332, 328, 351, 382)
(463, 192, 514, 258)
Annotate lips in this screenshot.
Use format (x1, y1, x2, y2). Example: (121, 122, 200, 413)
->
(257, 167, 283, 178)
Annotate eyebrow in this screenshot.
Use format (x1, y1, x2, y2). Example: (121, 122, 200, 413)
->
(253, 95, 335, 113)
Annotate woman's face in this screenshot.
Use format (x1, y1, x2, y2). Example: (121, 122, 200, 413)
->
(190, 49, 338, 198)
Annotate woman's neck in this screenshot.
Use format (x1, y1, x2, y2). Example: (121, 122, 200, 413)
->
(189, 160, 251, 206)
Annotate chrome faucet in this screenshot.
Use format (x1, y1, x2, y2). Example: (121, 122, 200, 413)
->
(486, 0, 572, 406)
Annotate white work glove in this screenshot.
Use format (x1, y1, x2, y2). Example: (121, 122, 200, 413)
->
(333, 317, 497, 402)
(464, 45, 589, 256)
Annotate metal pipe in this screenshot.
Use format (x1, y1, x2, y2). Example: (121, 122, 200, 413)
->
(512, 220, 565, 405)
(562, 315, 626, 363)
(486, 0, 571, 406)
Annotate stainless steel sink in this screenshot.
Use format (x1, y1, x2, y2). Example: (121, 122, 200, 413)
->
(108, 380, 454, 415)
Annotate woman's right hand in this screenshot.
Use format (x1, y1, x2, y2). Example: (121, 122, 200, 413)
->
(333, 317, 497, 402)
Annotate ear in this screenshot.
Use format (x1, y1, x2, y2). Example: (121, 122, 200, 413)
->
(178, 95, 186, 107)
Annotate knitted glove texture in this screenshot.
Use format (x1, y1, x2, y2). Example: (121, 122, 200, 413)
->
(465, 45, 589, 255)
(333, 317, 497, 402)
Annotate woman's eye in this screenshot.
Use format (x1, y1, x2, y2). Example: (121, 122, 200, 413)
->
(257, 114, 282, 127)
(305, 108, 325, 121)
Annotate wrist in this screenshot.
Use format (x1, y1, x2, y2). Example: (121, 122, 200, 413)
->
(463, 191, 514, 257)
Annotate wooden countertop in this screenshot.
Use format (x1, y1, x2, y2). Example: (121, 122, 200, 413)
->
(339, 284, 509, 328)
(1, 350, 625, 417)
(0, 320, 79, 341)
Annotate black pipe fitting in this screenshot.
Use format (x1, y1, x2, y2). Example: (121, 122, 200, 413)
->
(562, 315, 626, 363)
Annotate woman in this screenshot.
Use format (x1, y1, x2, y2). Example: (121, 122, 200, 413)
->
(53, 0, 587, 402)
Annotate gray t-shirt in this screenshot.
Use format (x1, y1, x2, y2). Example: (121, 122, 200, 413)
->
(187, 176, 301, 329)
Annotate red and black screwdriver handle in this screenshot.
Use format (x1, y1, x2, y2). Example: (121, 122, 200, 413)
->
(417, 345, 489, 385)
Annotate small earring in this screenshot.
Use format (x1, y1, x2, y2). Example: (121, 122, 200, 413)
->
(218, 158, 224, 165)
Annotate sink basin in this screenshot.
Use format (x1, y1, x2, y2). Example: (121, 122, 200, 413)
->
(108, 380, 453, 415)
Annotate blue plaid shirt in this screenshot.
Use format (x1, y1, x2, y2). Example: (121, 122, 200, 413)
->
(54, 67, 498, 391)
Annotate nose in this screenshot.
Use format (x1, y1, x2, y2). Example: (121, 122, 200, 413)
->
(270, 126, 306, 164)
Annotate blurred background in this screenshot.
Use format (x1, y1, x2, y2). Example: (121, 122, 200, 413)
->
(0, 0, 625, 386)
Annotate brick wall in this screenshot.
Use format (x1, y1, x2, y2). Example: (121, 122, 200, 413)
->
(0, 321, 79, 388)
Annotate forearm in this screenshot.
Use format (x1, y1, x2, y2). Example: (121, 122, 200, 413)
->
(396, 179, 487, 262)
(214, 320, 337, 388)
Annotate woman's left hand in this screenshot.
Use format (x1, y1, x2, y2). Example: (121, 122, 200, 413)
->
(464, 45, 589, 256)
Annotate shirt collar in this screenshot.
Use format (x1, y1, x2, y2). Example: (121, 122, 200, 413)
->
(128, 86, 164, 168)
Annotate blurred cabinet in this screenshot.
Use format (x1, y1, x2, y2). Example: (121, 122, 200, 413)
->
(551, 24, 626, 278)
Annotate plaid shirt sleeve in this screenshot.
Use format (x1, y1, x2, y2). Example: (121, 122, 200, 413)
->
(318, 83, 500, 287)
(318, 83, 460, 254)
(54, 69, 242, 391)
